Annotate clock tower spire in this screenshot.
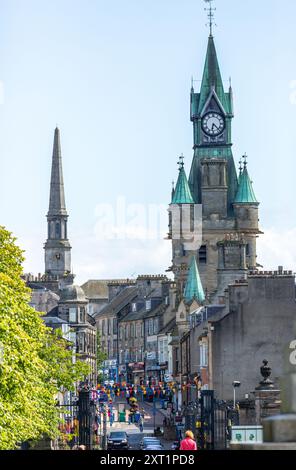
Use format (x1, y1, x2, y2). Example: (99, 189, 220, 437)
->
(189, 15, 237, 212)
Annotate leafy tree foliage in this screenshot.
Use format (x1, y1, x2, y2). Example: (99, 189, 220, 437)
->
(96, 331, 107, 383)
(0, 227, 89, 449)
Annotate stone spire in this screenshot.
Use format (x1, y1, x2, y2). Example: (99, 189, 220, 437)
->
(44, 128, 72, 280)
(48, 127, 67, 217)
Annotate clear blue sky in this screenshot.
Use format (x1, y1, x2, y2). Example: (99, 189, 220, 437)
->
(1, 0, 296, 283)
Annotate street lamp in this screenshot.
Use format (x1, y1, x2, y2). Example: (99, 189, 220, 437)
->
(232, 381, 241, 409)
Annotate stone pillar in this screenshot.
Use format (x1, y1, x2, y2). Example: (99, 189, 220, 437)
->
(253, 360, 281, 425)
(263, 337, 296, 443)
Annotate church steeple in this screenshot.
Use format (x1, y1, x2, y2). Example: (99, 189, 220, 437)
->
(48, 127, 67, 217)
(44, 128, 72, 279)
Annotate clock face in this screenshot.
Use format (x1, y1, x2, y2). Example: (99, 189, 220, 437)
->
(202, 113, 225, 136)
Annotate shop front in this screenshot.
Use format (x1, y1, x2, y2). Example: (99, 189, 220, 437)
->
(128, 362, 145, 385)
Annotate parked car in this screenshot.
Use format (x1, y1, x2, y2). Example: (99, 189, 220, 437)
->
(140, 437, 160, 449)
(107, 432, 129, 450)
(143, 444, 164, 451)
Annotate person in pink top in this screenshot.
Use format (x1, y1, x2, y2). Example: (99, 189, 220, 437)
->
(179, 430, 198, 451)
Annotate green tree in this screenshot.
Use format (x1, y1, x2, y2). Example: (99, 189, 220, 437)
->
(96, 331, 107, 384)
(0, 226, 89, 449)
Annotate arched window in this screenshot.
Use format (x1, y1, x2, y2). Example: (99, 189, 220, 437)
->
(55, 221, 61, 238)
(199, 245, 207, 264)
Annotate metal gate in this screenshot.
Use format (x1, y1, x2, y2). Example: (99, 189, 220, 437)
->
(200, 390, 239, 450)
(56, 387, 96, 449)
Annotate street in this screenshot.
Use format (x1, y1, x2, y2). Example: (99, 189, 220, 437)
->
(105, 400, 175, 450)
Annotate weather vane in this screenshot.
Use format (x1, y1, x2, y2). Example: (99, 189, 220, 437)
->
(204, 0, 217, 36)
(178, 153, 185, 170)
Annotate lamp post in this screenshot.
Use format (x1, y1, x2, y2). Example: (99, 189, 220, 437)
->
(232, 381, 241, 409)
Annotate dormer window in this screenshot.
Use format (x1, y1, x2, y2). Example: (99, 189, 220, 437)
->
(146, 299, 151, 311)
(69, 307, 77, 323)
(132, 302, 137, 312)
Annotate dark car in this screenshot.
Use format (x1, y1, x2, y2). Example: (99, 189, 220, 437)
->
(107, 431, 129, 450)
(140, 437, 161, 449)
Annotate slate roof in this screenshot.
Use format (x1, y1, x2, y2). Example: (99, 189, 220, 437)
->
(81, 280, 109, 300)
(121, 302, 167, 323)
(93, 286, 138, 319)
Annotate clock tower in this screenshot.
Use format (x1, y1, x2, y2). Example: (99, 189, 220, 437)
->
(189, 33, 237, 212)
(169, 12, 261, 299)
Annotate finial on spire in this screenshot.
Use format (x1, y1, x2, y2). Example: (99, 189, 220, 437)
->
(178, 153, 185, 170)
(242, 153, 248, 168)
(204, 0, 216, 37)
(239, 159, 243, 176)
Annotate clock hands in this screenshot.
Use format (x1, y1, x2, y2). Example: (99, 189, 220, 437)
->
(202, 113, 225, 136)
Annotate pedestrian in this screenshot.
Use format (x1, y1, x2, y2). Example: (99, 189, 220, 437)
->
(138, 416, 144, 433)
(179, 431, 198, 451)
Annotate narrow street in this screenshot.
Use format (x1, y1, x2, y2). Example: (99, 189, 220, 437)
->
(104, 400, 175, 450)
